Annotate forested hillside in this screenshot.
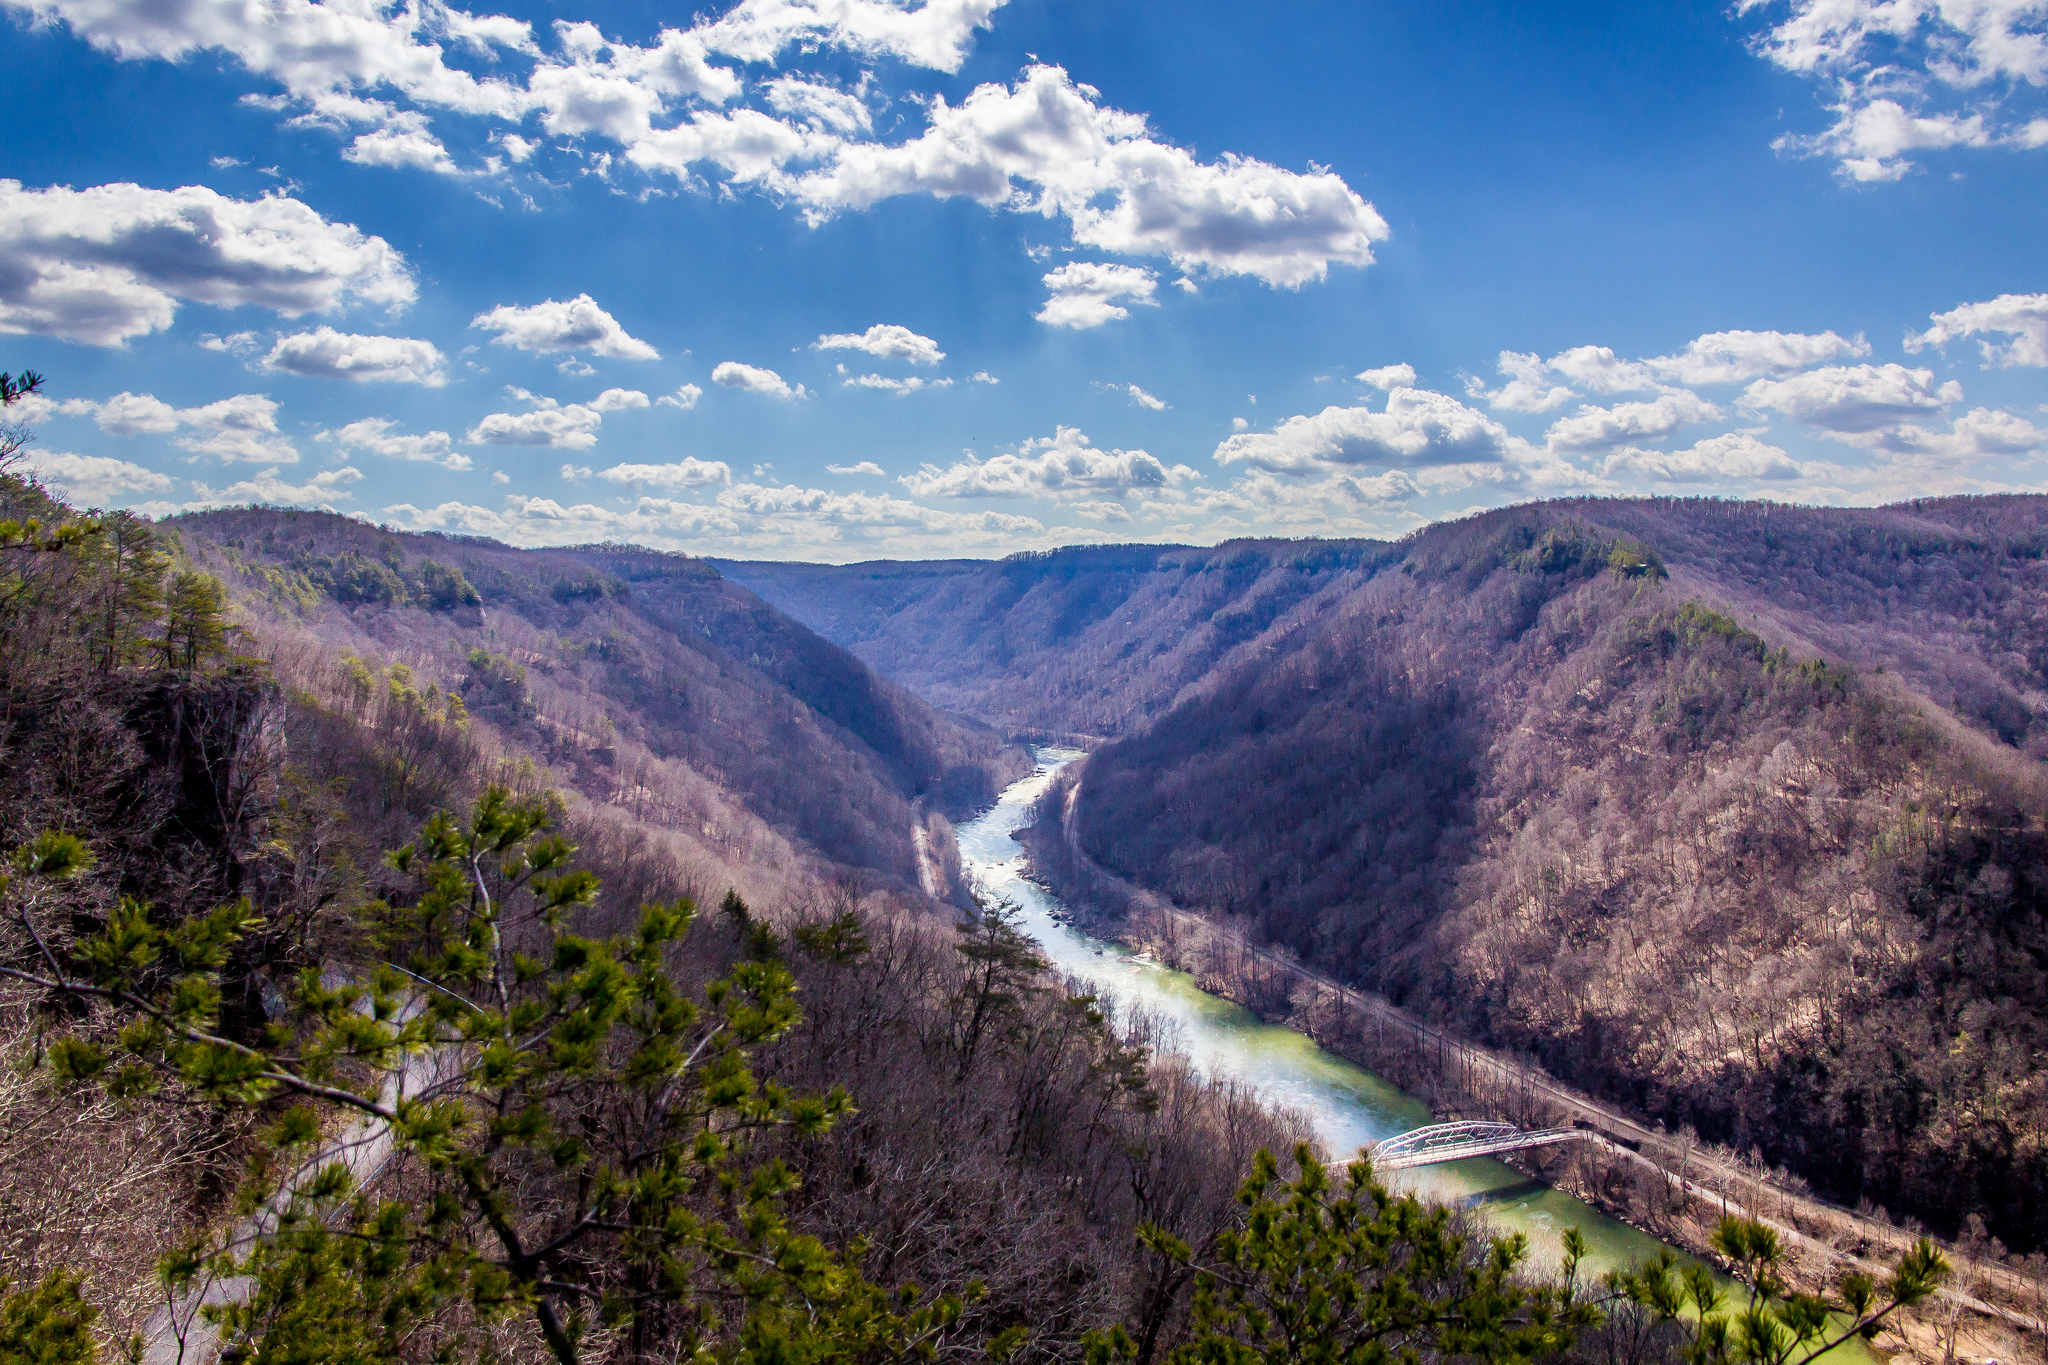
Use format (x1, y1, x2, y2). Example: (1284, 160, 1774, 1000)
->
(172, 507, 1032, 902)
(1012, 501, 2048, 1254)
(713, 540, 1387, 736)
(0, 460, 1318, 1362)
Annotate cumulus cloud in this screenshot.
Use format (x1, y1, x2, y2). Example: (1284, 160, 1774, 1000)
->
(794, 65, 1388, 286)
(1647, 329, 1869, 385)
(590, 387, 650, 410)
(1740, 362, 1961, 432)
(1545, 346, 1665, 396)
(596, 457, 732, 488)
(261, 326, 447, 384)
(899, 425, 1198, 499)
(970, 370, 998, 384)
(0, 179, 413, 346)
(344, 115, 462, 174)
(465, 387, 616, 448)
(1543, 392, 1722, 454)
(19, 450, 173, 502)
(1467, 352, 1575, 413)
(323, 416, 471, 469)
(813, 322, 944, 365)
(1355, 363, 1416, 390)
(471, 294, 659, 359)
(712, 361, 806, 399)
(1214, 388, 1513, 473)
(1740, 0, 2048, 179)
(659, 383, 704, 410)
(826, 460, 885, 476)
(1036, 262, 1157, 329)
(1602, 432, 1805, 483)
(190, 464, 361, 508)
(65, 389, 297, 462)
(1908, 293, 2048, 367)
(11, 7, 1382, 291)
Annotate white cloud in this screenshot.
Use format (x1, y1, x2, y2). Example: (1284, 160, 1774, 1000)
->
(1036, 262, 1157, 329)
(1118, 382, 1167, 410)
(900, 425, 1199, 499)
(1545, 345, 1665, 396)
(970, 370, 998, 384)
(1214, 387, 1513, 473)
(1355, 363, 1416, 391)
(765, 77, 873, 134)
(795, 66, 1387, 287)
(842, 372, 950, 394)
(1467, 351, 1575, 412)
(344, 115, 462, 174)
(66, 389, 298, 463)
(261, 326, 447, 384)
(20, 450, 173, 502)
(1740, 0, 2048, 179)
(560, 463, 592, 480)
(471, 294, 659, 359)
(323, 416, 471, 470)
(0, 179, 413, 346)
(712, 360, 806, 398)
(659, 383, 704, 409)
(189, 464, 360, 508)
(465, 387, 611, 448)
(1543, 392, 1722, 454)
(199, 329, 260, 355)
(13, 8, 1382, 290)
(1740, 362, 1961, 432)
(1908, 293, 2048, 367)
(1646, 329, 1869, 385)
(385, 480, 1052, 560)
(1602, 432, 1805, 483)
(590, 387, 649, 411)
(596, 457, 732, 488)
(812, 322, 944, 365)
(701, 0, 1004, 73)
(826, 460, 885, 476)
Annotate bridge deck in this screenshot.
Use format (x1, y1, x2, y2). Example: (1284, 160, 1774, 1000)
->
(1371, 1126, 1592, 1171)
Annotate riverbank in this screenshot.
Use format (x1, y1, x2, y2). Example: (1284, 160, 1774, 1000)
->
(1013, 759, 2046, 1365)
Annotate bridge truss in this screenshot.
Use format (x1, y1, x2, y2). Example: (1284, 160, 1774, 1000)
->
(1368, 1121, 1594, 1171)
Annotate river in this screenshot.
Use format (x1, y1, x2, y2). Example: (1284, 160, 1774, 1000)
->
(955, 749, 1715, 1286)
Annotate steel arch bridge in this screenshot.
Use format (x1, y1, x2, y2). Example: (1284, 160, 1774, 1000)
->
(1368, 1121, 1593, 1171)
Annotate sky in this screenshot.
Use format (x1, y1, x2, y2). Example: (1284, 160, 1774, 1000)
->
(2, 0, 2046, 561)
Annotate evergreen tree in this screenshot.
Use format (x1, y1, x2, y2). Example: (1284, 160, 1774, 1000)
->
(1610, 1215, 1947, 1365)
(84, 513, 167, 672)
(1093, 1145, 1598, 1365)
(159, 570, 229, 674)
(0, 793, 985, 1365)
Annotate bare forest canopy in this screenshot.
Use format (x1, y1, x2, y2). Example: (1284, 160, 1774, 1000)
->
(726, 497, 2048, 1258)
(169, 506, 1035, 901)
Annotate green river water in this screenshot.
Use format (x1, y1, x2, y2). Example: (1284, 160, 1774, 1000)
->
(957, 750, 1872, 1362)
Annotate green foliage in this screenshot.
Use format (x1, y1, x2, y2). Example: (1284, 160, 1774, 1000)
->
(1610, 1216, 1947, 1365)
(1, 788, 1023, 1364)
(0, 1272, 106, 1365)
(287, 548, 481, 612)
(160, 570, 230, 675)
(1092, 1146, 1597, 1365)
(1506, 523, 1666, 583)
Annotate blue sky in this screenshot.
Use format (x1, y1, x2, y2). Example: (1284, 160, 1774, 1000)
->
(3, 0, 2046, 559)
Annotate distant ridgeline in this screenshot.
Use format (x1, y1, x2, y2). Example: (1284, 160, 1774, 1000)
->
(728, 496, 2048, 1256)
